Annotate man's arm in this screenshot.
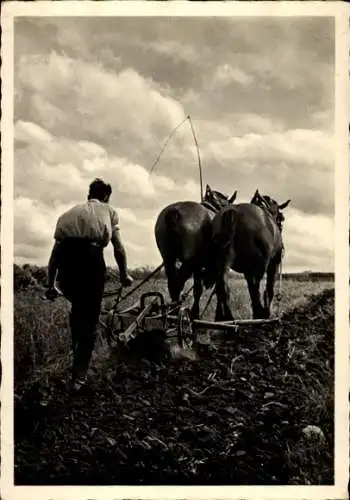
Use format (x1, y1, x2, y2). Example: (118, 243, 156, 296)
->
(44, 240, 61, 300)
(110, 230, 133, 286)
(47, 240, 60, 288)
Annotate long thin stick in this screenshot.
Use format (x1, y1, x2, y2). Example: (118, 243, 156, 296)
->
(149, 114, 204, 203)
(113, 263, 164, 305)
(187, 115, 204, 202)
(200, 286, 216, 319)
(149, 116, 189, 175)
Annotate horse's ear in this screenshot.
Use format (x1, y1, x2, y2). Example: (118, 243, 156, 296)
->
(251, 189, 260, 203)
(204, 184, 213, 200)
(279, 199, 291, 210)
(229, 190, 237, 203)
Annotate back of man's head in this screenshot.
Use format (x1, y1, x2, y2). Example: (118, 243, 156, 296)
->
(88, 178, 112, 202)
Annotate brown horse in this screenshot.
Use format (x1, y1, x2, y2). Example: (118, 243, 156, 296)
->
(203, 189, 291, 320)
(154, 184, 237, 319)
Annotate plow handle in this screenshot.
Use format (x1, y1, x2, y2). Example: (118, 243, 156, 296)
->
(118, 297, 159, 345)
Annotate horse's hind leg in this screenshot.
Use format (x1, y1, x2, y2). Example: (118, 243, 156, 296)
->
(164, 260, 180, 303)
(190, 267, 202, 319)
(176, 261, 194, 301)
(215, 269, 234, 322)
(246, 274, 265, 319)
(264, 258, 280, 317)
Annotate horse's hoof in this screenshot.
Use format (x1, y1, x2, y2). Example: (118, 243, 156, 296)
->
(263, 309, 270, 319)
(215, 314, 232, 322)
(253, 308, 269, 320)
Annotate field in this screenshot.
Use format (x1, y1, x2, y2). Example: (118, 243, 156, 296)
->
(14, 274, 334, 485)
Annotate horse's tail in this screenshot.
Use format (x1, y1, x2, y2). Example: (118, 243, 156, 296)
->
(165, 206, 181, 228)
(163, 206, 183, 255)
(202, 208, 237, 289)
(165, 206, 182, 234)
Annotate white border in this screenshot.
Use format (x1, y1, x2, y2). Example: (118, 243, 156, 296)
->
(1, 2, 349, 500)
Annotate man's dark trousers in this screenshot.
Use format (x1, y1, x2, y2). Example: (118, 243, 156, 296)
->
(56, 238, 106, 383)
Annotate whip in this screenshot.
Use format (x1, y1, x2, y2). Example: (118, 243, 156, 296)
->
(149, 114, 204, 202)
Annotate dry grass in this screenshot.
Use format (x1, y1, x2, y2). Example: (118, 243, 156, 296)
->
(14, 276, 333, 389)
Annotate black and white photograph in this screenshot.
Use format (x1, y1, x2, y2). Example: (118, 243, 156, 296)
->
(1, 2, 349, 498)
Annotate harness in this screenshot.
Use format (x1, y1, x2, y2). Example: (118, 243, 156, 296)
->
(202, 192, 230, 213)
(201, 200, 219, 213)
(253, 198, 284, 231)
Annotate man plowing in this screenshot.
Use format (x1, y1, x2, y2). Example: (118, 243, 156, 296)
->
(45, 178, 133, 392)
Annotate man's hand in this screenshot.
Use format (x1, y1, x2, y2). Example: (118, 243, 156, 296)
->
(120, 274, 133, 287)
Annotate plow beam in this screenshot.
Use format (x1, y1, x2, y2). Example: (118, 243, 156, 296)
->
(166, 315, 281, 331)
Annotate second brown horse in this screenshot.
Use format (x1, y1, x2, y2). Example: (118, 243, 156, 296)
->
(203, 189, 291, 320)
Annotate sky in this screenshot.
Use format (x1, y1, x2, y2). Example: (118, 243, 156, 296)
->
(13, 16, 335, 272)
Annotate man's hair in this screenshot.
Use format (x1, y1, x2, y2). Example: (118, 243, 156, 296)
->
(88, 178, 112, 201)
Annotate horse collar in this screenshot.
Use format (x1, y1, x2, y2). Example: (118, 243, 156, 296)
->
(202, 201, 217, 213)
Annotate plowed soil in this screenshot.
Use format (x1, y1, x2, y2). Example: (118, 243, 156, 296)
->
(14, 287, 334, 485)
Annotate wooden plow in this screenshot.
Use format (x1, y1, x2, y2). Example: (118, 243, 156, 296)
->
(99, 266, 281, 351)
(42, 263, 282, 351)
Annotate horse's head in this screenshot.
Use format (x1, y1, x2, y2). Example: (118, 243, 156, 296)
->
(203, 184, 237, 211)
(251, 189, 291, 230)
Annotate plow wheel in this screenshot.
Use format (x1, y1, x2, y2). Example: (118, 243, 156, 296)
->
(177, 306, 195, 349)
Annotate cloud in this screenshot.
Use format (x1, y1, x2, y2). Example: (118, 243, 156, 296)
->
(13, 17, 335, 273)
(147, 40, 200, 64)
(283, 209, 334, 272)
(16, 52, 187, 163)
(13, 120, 203, 268)
(285, 209, 334, 253)
(14, 120, 198, 206)
(15, 120, 53, 145)
(13, 117, 334, 270)
(206, 129, 333, 168)
(15, 197, 53, 246)
(311, 109, 334, 131)
(201, 127, 334, 216)
(14, 196, 74, 265)
(14, 144, 88, 206)
(212, 64, 254, 88)
(232, 114, 284, 136)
